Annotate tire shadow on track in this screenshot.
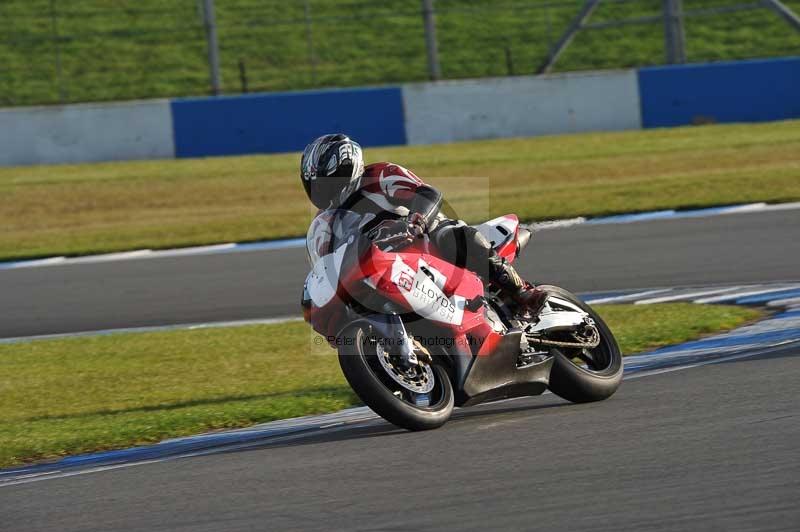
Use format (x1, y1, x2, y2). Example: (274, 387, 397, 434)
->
(214, 399, 573, 456)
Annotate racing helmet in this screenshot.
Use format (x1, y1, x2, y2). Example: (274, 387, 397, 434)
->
(300, 134, 364, 209)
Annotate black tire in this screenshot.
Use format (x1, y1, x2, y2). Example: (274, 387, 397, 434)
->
(337, 325, 454, 431)
(539, 285, 623, 403)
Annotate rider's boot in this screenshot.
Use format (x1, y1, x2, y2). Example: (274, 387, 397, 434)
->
(489, 256, 548, 316)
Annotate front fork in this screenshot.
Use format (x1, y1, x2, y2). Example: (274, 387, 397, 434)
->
(337, 312, 419, 365)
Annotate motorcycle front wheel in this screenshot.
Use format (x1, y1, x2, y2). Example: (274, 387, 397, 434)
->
(337, 324, 454, 431)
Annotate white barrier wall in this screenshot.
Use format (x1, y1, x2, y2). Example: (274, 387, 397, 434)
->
(0, 100, 174, 166)
(401, 70, 642, 145)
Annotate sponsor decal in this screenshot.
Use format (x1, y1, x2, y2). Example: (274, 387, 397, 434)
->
(411, 277, 458, 320)
(391, 256, 464, 325)
(396, 271, 414, 292)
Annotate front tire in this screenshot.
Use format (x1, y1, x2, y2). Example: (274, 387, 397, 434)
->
(338, 325, 454, 431)
(540, 285, 623, 403)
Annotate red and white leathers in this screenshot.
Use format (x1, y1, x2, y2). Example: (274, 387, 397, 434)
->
(354, 162, 426, 210)
(327, 161, 548, 316)
(337, 162, 438, 216)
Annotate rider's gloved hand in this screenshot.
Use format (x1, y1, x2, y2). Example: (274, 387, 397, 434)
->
(407, 212, 426, 238)
(373, 220, 413, 251)
(373, 214, 426, 251)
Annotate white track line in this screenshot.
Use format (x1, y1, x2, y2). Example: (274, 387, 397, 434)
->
(695, 284, 800, 304)
(758, 201, 800, 212)
(633, 286, 746, 305)
(66, 249, 155, 264)
(584, 288, 673, 305)
(0, 316, 302, 345)
(3, 201, 800, 272)
(528, 217, 586, 231)
(718, 202, 767, 213)
(767, 297, 800, 308)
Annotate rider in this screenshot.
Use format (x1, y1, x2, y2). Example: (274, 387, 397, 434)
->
(300, 133, 548, 316)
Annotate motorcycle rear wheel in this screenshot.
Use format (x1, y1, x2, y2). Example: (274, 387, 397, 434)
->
(539, 285, 624, 403)
(338, 325, 454, 431)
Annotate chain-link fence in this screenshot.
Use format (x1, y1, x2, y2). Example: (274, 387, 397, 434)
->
(2, 0, 799, 107)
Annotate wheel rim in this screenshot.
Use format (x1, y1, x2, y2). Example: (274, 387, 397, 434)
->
(556, 328, 617, 375)
(374, 341, 436, 394)
(356, 329, 448, 410)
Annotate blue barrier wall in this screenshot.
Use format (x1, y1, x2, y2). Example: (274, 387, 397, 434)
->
(171, 87, 406, 158)
(3, 57, 799, 166)
(638, 57, 800, 128)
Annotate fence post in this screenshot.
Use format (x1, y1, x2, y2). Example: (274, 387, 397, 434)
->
(304, 0, 318, 85)
(202, 0, 222, 95)
(238, 59, 248, 93)
(505, 46, 514, 76)
(421, 0, 441, 80)
(49, 0, 66, 103)
(662, 0, 686, 64)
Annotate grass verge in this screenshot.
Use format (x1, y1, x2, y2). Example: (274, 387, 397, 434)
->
(0, 303, 761, 468)
(2, 120, 799, 261)
(2, 0, 800, 105)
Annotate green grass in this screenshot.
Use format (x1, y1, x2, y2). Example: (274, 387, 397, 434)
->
(1, 120, 799, 261)
(0, 303, 762, 468)
(1, 0, 799, 106)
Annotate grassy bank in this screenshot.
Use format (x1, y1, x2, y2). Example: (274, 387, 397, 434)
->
(0, 303, 761, 468)
(1, 120, 799, 261)
(2, 0, 799, 106)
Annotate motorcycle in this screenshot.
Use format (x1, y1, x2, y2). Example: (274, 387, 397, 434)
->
(302, 209, 623, 430)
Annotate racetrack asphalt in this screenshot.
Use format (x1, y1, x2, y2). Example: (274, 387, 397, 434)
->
(2, 344, 798, 531)
(2, 208, 799, 338)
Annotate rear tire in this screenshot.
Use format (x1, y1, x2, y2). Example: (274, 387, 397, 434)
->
(338, 325, 454, 431)
(539, 285, 623, 403)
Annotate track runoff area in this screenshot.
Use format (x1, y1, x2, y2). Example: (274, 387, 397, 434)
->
(0, 202, 798, 472)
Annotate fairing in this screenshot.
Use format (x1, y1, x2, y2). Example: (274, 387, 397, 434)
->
(302, 210, 534, 379)
(475, 214, 521, 262)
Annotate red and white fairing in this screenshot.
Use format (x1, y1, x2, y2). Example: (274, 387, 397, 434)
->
(475, 214, 521, 262)
(389, 255, 466, 325)
(304, 211, 525, 352)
